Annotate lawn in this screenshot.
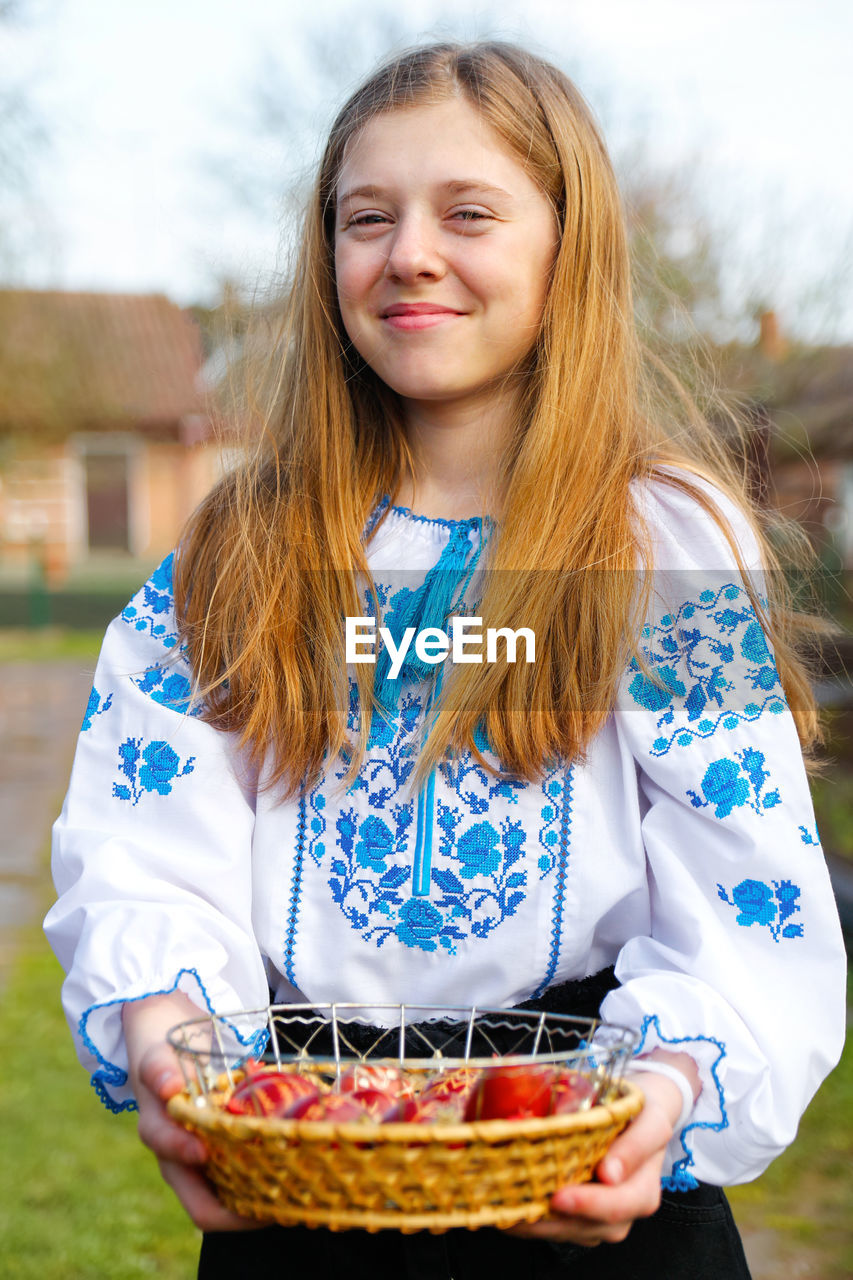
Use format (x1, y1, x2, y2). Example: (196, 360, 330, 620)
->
(0, 628, 104, 663)
(2, 919, 850, 1278)
(727, 1009, 853, 1278)
(0, 930, 202, 1279)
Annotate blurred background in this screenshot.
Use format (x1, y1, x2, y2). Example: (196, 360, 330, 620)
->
(0, 1, 850, 1276)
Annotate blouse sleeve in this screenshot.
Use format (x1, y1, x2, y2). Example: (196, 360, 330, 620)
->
(43, 554, 270, 1112)
(600, 477, 846, 1188)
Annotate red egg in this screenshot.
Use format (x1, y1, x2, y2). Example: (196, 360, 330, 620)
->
(225, 1070, 318, 1118)
(383, 1094, 466, 1124)
(346, 1086, 400, 1119)
(382, 1096, 421, 1123)
(550, 1069, 598, 1115)
(338, 1062, 412, 1098)
(420, 1067, 480, 1106)
(290, 1092, 372, 1123)
(464, 1064, 555, 1122)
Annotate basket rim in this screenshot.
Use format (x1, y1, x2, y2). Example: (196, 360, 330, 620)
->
(165, 1001, 640, 1069)
(166, 1077, 644, 1145)
(167, 999, 631, 1030)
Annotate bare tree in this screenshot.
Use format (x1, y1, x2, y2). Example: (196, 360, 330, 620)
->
(0, 0, 50, 279)
(202, 9, 419, 261)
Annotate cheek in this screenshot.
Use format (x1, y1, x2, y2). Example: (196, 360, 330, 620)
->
(490, 268, 549, 337)
(334, 258, 356, 313)
(517, 265, 553, 341)
(334, 241, 370, 310)
(479, 237, 554, 333)
(334, 258, 372, 348)
(512, 216, 560, 325)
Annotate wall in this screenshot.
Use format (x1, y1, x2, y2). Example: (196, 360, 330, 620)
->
(0, 434, 220, 585)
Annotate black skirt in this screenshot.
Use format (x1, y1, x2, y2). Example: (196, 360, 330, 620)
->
(197, 970, 752, 1279)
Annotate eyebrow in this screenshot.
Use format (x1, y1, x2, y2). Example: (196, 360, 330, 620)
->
(337, 179, 515, 206)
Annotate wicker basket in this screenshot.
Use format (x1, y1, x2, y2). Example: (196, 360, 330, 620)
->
(168, 1079, 642, 1233)
(165, 1002, 643, 1233)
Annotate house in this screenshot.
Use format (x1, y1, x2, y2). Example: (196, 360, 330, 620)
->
(0, 289, 219, 584)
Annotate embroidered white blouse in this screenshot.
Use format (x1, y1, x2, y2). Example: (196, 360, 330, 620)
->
(45, 477, 846, 1191)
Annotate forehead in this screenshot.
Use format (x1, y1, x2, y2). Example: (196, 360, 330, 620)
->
(336, 97, 541, 201)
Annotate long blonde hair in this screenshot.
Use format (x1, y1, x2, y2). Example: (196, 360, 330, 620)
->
(175, 41, 822, 797)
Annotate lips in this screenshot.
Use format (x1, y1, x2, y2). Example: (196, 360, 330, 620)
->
(380, 302, 462, 330)
(381, 303, 460, 317)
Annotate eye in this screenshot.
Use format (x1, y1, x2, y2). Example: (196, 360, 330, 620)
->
(451, 208, 491, 223)
(344, 212, 391, 229)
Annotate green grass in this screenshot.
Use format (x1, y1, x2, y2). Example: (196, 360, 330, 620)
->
(728, 993, 853, 1278)
(0, 931, 202, 1278)
(812, 701, 853, 862)
(0, 629, 103, 663)
(812, 771, 853, 862)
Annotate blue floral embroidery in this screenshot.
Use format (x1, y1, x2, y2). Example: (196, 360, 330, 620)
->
(355, 813, 397, 873)
(282, 557, 565, 971)
(530, 766, 574, 1000)
(687, 749, 781, 818)
(431, 807, 529, 947)
(121, 553, 180, 647)
(455, 821, 502, 878)
(290, 658, 566, 959)
(308, 685, 419, 946)
(312, 744, 558, 956)
(799, 824, 820, 846)
(81, 686, 113, 731)
(537, 774, 571, 877)
(305, 789, 327, 865)
(396, 898, 445, 951)
(132, 664, 199, 715)
(717, 878, 803, 941)
(328, 803, 415, 945)
(283, 795, 308, 987)
(112, 737, 195, 805)
(627, 584, 787, 755)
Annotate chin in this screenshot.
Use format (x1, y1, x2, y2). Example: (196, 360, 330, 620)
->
(379, 369, 474, 401)
(392, 385, 473, 407)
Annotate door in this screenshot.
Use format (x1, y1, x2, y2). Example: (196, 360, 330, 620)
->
(85, 450, 130, 551)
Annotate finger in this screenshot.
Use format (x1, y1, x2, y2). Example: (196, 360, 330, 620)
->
(138, 1043, 186, 1101)
(158, 1160, 267, 1233)
(551, 1165, 662, 1225)
(137, 1104, 208, 1165)
(509, 1217, 632, 1246)
(593, 1100, 673, 1185)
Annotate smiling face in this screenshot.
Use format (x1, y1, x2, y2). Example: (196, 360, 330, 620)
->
(334, 96, 559, 427)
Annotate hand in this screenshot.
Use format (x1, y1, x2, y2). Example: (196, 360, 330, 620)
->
(507, 1054, 698, 1248)
(123, 993, 264, 1232)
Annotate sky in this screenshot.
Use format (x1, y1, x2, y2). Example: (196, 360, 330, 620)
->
(2, 0, 852, 340)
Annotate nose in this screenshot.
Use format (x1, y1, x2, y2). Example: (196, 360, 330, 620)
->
(383, 213, 446, 284)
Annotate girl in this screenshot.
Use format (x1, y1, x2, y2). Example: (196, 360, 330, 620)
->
(45, 41, 845, 1279)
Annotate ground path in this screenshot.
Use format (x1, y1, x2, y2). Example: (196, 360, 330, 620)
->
(0, 658, 93, 987)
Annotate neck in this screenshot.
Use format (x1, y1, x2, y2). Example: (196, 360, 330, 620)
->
(394, 394, 515, 521)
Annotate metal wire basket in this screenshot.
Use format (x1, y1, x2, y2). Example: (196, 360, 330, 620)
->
(166, 1002, 643, 1233)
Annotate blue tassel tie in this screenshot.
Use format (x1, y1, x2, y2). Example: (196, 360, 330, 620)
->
(373, 516, 488, 714)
